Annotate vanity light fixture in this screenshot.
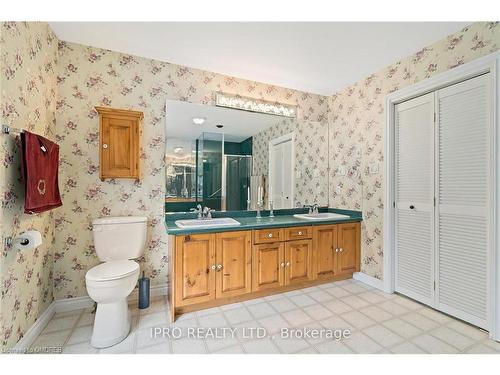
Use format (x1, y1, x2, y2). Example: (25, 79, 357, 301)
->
(192, 117, 205, 125)
(215, 92, 297, 118)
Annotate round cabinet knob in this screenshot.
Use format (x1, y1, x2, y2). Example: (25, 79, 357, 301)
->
(298, 231, 302, 235)
(280, 262, 285, 267)
(217, 264, 223, 270)
(286, 262, 290, 267)
(340, 248, 344, 253)
(102, 143, 108, 149)
(335, 248, 339, 253)
(211, 265, 216, 270)
(268, 233, 273, 238)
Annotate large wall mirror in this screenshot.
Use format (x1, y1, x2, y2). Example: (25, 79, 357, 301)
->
(165, 99, 329, 213)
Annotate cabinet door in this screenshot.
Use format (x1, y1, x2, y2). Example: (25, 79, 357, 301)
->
(313, 225, 337, 280)
(215, 231, 252, 299)
(97, 107, 142, 180)
(336, 223, 360, 276)
(175, 234, 216, 307)
(252, 242, 284, 291)
(285, 240, 313, 286)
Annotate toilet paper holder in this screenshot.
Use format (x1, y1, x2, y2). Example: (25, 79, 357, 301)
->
(4, 236, 28, 247)
(4, 230, 42, 250)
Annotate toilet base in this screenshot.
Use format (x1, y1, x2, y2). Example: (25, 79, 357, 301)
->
(90, 299, 131, 348)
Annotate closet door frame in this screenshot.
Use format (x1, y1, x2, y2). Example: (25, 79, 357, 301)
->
(384, 51, 499, 341)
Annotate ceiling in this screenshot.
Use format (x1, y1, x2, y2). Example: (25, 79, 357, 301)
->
(49, 22, 469, 95)
(165, 99, 281, 143)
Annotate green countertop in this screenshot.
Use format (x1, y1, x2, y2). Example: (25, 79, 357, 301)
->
(165, 208, 362, 235)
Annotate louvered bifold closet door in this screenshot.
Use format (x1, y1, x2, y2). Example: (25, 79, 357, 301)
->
(436, 74, 490, 329)
(395, 92, 435, 305)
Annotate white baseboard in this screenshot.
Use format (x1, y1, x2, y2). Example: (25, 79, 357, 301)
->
(13, 284, 168, 351)
(55, 283, 168, 312)
(14, 301, 56, 351)
(130, 283, 168, 302)
(353, 272, 385, 291)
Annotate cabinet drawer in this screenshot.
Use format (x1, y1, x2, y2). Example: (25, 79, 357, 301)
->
(285, 226, 312, 241)
(253, 228, 284, 244)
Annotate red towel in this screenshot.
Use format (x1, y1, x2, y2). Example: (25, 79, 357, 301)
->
(20, 131, 62, 214)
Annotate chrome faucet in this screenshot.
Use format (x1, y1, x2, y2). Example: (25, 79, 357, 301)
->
(190, 204, 203, 219)
(190, 204, 214, 220)
(308, 204, 319, 215)
(202, 206, 214, 220)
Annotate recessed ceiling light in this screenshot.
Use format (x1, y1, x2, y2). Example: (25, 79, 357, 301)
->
(192, 117, 205, 125)
(174, 147, 183, 154)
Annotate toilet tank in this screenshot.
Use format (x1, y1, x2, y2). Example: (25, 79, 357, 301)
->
(92, 216, 148, 261)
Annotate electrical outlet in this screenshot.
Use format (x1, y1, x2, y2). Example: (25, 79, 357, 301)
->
(369, 163, 379, 174)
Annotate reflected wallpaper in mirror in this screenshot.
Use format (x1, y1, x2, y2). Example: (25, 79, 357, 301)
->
(165, 99, 329, 213)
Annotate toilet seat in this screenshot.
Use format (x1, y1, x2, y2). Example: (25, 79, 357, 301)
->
(86, 260, 139, 282)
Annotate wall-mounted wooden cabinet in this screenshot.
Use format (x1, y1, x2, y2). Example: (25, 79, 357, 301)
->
(169, 222, 360, 321)
(96, 106, 143, 181)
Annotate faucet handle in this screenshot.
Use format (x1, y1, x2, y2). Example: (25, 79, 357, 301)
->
(191, 204, 203, 219)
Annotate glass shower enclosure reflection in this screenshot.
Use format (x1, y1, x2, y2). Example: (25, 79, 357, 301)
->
(198, 132, 223, 210)
(224, 155, 252, 211)
(197, 132, 252, 212)
(166, 132, 252, 212)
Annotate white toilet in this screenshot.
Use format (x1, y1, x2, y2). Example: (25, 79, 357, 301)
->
(85, 216, 148, 348)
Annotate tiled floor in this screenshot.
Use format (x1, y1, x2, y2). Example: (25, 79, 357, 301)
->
(31, 279, 500, 354)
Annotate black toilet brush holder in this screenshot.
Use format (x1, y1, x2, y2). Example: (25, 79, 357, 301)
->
(138, 271, 150, 309)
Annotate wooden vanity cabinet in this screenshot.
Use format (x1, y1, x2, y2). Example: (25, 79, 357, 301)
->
(169, 222, 360, 321)
(336, 222, 361, 276)
(252, 242, 285, 291)
(174, 231, 251, 308)
(174, 233, 216, 307)
(254, 228, 285, 244)
(96, 106, 143, 181)
(313, 223, 361, 279)
(215, 231, 252, 298)
(313, 225, 337, 280)
(285, 239, 313, 286)
(253, 226, 313, 290)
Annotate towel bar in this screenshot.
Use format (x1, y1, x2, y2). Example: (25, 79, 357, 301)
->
(2, 124, 24, 134)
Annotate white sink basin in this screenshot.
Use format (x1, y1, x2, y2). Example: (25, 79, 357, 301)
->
(175, 217, 241, 228)
(293, 213, 350, 220)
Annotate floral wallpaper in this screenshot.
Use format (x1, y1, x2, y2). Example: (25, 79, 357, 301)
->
(328, 22, 499, 279)
(252, 118, 329, 207)
(54, 41, 329, 300)
(0, 21, 498, 349)
(0, 22, 58, 349)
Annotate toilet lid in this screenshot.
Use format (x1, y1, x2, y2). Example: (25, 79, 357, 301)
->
(86, 260, 139, 282)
